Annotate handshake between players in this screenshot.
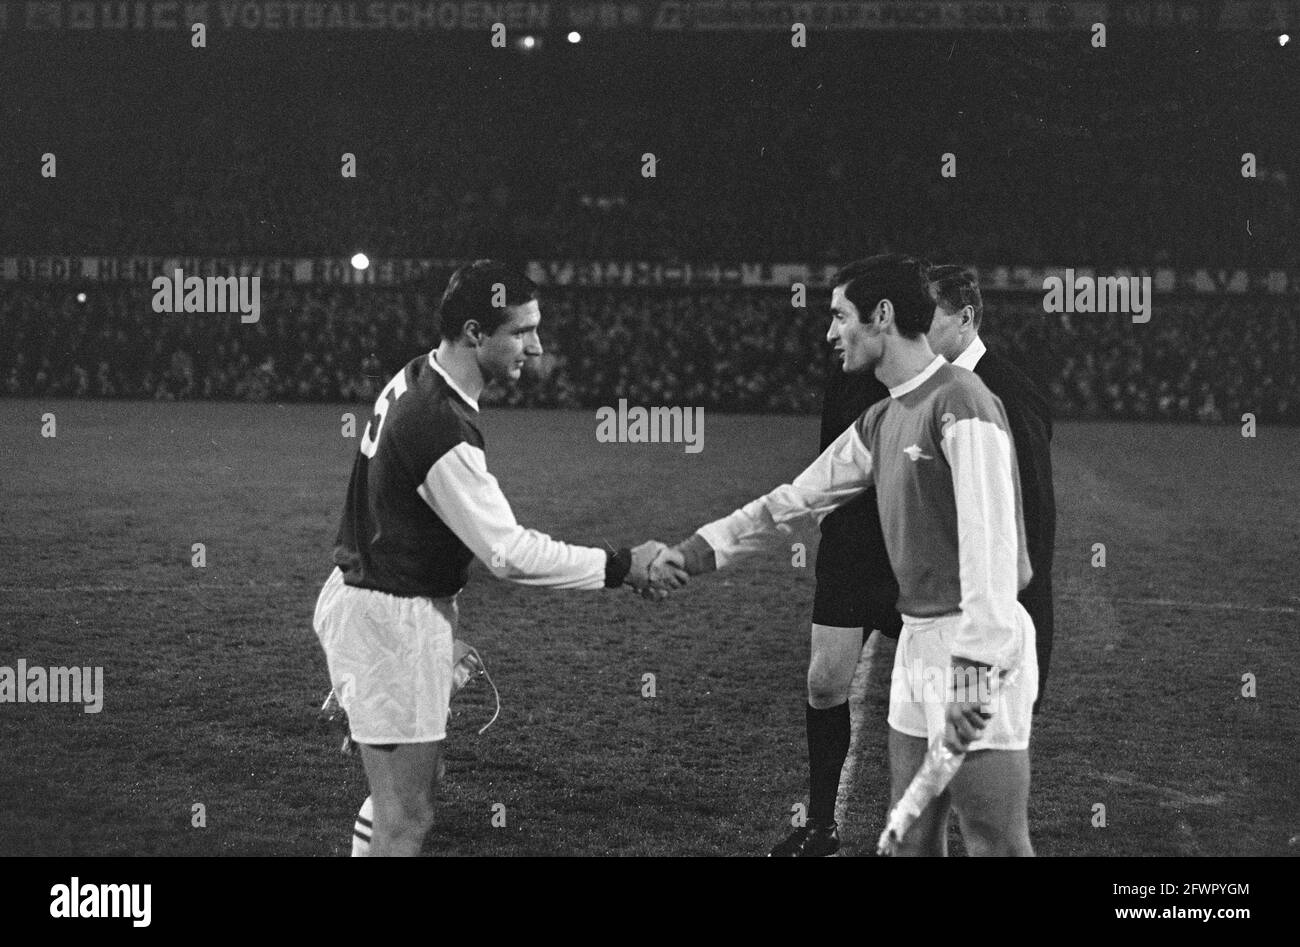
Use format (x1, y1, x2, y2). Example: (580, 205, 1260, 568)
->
(625, 541, 690, 600)
(314, 255, 1036, 857)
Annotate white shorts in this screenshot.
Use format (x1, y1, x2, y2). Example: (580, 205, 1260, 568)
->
(887, 604, 1038, 752)
(312, 567, 456, 745)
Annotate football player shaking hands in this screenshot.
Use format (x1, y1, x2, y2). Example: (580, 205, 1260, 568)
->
(312, 260, 686, 856)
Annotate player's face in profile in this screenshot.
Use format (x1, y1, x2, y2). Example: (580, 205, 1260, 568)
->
(479, 300, 543, 384)
(827, 285, 881, 374)
(926, 302, 964, 362)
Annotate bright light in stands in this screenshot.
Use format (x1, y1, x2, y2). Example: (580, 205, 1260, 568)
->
(568, 31, 581, 44)
(519, 35, 537, 50)
(1280, 34, 1290, 46)
(76, 292, 86, 304)
(351, 253, 370, 270)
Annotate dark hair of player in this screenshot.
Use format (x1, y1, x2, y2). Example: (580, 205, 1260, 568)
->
(929, 264, 984, 332)
(436, 260, 539, 341)
(832, 253, 933, 339)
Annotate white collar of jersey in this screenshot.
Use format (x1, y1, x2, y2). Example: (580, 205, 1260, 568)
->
(427, 351, 480, 412)
(889, 354, 947, 400)
(952, 335, 986, 372)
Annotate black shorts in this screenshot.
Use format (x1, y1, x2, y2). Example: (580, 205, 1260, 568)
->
(812, 509, 901, 637)
(811, 579, 903, 637)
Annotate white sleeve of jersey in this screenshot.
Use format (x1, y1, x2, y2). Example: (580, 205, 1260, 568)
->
(942, 417, 1023, 668)
(419, 442, 607, 590)
(696, 424, 874, 569)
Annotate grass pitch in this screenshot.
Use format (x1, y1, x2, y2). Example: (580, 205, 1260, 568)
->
(1, 400, 1295, 856)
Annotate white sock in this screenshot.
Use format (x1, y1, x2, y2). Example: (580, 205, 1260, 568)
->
(351, 796, 374, 857)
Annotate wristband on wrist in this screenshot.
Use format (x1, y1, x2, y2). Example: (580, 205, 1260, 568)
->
(604, 547, 632, 589)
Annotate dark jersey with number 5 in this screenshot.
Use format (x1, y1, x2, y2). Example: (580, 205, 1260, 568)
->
(333, 353, 483, 598)
(331, 351, 608, 599)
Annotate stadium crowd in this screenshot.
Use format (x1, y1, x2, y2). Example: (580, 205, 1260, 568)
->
(3, 32, 1293, 268)
(4, 32, 1294, 423)
(2, 285, 1294, 424)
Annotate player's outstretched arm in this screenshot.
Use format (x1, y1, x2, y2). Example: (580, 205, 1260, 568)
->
(669, 423, 875, 577)
(422, 442, 680, 593)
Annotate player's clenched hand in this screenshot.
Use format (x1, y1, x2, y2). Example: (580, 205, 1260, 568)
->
(943, 700, 989, 753)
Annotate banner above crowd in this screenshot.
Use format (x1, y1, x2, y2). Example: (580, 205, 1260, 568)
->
(0, 256, 446, 285)
(1, 256, 1296, 295)
(0, 1, 1293, 33)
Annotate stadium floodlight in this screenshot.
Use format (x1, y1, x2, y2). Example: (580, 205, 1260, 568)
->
(1280, 33, 1290, 46)
(518, 35, 538, 51)
(351, 253, 370, 270)
(568, 31, 581, 44)
(76, 292, 87, 304)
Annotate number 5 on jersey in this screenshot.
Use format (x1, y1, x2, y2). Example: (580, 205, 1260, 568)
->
(360, 371, 409, 458)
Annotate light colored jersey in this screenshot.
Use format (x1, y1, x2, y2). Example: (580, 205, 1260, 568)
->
(697, 356, 1030, 667)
